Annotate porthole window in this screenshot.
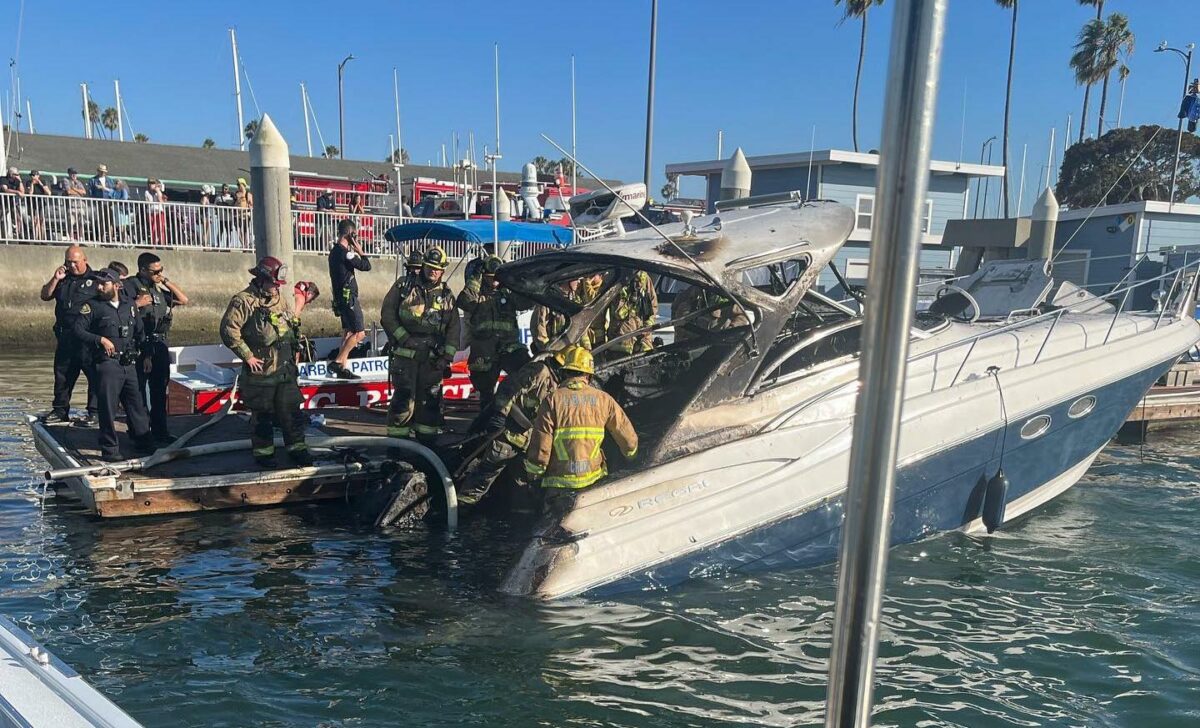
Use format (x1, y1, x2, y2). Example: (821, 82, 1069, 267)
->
(1020, 414, 1052, 440)
(1068, 395, 1096, 419)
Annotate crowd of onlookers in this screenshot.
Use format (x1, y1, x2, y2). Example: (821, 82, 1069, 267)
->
(0, 164, 256, 247)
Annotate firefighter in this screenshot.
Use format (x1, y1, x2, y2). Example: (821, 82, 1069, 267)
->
(220, 256, 313, 469)
(521, 345, 638, 493)
(457, 352, 564, 505)
(673, 285, 750, 343)
(456, 255, 532, 412)
(603, 270, 657, 360)
(404, 250, 424, 280)
(380, 246, 461, 445)
(531, 278, 583, 354)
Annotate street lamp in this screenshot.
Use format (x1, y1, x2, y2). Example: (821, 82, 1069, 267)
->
(337, 53, 355, 159)
(1155, 41, 1194, 209)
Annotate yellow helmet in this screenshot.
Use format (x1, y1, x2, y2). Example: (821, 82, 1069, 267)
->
(557, 345, 595, 375)
(423, 246, 449, 270)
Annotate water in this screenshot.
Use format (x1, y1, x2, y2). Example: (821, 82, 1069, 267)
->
(1, 357, 1198, 727)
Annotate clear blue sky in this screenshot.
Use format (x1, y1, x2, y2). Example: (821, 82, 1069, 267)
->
(4, 0, 1195, 200)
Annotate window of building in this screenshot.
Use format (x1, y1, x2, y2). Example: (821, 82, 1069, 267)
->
(855, 195, 874, 231)
(922, 200, 934, 234)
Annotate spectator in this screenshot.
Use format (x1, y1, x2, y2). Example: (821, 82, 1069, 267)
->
(199, 184, 215, 246)
(316, 188, 336, 244)
(25, 171, 54, 241)
(214, 183, 235, 247)
(144, 178, 167, 245)
(113, 179, 133, 243)
(58, 167, 88, 240)
(1, 166, 28, 239)
(88, 165, 114, 199)
(234, 177, 253, 248)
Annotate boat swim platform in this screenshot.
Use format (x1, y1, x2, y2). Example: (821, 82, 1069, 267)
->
(31, 407, 464, 519)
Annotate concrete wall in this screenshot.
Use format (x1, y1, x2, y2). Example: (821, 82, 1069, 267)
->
(2, 244, 468, 350)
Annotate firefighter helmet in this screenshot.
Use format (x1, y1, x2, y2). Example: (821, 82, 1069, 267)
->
(557, 345, 595, 375)
(481, 255, 503, 275)
(423, 246, 449, 270)
(406, 250, 423, 270)
(249, 256, 288, 285)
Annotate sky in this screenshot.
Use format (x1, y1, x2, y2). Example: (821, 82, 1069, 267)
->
(3, 0, 1195, 206)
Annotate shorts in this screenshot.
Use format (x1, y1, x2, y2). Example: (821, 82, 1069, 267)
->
(338, 299, 365, 333)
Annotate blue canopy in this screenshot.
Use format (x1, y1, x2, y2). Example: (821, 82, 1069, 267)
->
(383, 220, 574, 246)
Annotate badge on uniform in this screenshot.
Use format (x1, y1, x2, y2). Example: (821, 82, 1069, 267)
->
(79, 303, 91, 315)
(85, 280, 93, 287)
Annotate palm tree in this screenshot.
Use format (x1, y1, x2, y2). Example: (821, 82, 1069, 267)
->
(202, 138, 216, 149)
(1075, 0, 1105, 141)
(996, 0, 1018, 217)
(386, 148, 410, 164)
(84, 100, 101, 138)
(134, 133, 149, 143)
(1094, 13, 1134, 138)
(531, 156, 554, 175)
(1115, 63, 1131, 128)
(100, 107, 119, 139)
(243, 119, 260, 142)
(835, 0, 884, 153)
(1070, 19, 1107, 142)
(323, 144, 339, 158)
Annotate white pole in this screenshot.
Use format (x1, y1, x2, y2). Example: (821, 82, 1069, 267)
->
(494, 43, 502, 157)
(230, 28, 245, 150)
(25, 99, 33, 134)
(806, 125, 817, 199)
(301, 83, 313, 156)
(393, 67, 404, 164)
(570, 54, 577, 194)
(113, 79, 124, 141)
(493, 42, 503, 255)
(0, 95, 7, 172)
(1044, 126, 1056, 189)
(1017, 142, 1027, 216)
(80, 83, 91, 139)
(717, 129, 724, 160)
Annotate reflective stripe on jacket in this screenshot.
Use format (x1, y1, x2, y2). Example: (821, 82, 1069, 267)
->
(523, 377, 638, 489)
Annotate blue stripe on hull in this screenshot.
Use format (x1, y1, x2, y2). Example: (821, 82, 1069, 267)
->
(589, 357, 1176, 597)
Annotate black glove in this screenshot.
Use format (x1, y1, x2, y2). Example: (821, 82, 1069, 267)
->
(487, 411, 508, 433)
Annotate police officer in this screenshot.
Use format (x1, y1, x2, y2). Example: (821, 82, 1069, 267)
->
(604, 270, 658, 360)
(522, 345, 638, 493)
(39, 244, 99, 425)
(328, 218, 372, 380)
(380, 246, 461, 445)
(72, 268, 155, 461)
(220, 256, 313, 469)
(457, 255, 532, 412)
(124, 252, 188, 445)
(458, 352, 563, 505)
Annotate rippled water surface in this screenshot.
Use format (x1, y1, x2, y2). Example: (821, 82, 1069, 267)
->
(1, 357, 1198, 726)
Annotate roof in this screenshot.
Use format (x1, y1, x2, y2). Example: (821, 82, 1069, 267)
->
(1057, 199, 1200, 221)
(3, 132, 529, 189)
(507, 200, 855, 286)
(384, 220, 575, 245)
(665, 149, 1005, 178)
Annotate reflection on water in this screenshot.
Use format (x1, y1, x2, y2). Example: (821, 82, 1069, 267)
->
(0, 356, 1198, 726)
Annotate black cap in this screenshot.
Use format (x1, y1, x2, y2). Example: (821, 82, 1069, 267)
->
(67, 167, 78, 174)
(90, 268, 120, 285)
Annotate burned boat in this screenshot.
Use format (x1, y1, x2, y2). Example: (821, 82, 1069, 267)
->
(496, 197, 1200, 599)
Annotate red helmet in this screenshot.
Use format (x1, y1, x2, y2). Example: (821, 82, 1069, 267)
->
(249, 256, 288, 285)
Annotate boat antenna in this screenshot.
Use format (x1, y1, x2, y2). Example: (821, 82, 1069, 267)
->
(539, 132, 760, 356)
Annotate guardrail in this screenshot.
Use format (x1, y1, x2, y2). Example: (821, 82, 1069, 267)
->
(0, 195, 579, 259)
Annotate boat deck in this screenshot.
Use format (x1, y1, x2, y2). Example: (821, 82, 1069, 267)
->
(33, 407, 471, 519)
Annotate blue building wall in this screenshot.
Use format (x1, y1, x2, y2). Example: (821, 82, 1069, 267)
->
(1053, 216, 1136, 292)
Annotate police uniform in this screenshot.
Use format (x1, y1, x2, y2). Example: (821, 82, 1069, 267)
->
(380, 249, 462, 444)
(456, 257, 532, 412)
(220, 268, 310, 467)
(328, 238, 371, 333)
(72, 271, 153, 460)
(50, 267, 99, 421)
(124, 273, 177, 440)
(604, 270, 658, 358)
(458, 356, 561, 505)
(523, 347, 638, 492)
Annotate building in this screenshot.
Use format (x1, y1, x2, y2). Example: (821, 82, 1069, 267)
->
(665, 149, 1005, 292)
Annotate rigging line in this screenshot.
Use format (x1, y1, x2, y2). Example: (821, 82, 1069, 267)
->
(539, 132, 761, 356)
(987, 366, 1009, 471)
(305, 89, 327, 153)
(239, 61, 263, 118)
(1052, 126, 1165, 263)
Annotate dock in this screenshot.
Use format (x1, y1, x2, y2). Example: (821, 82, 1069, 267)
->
(31, 407, 460, 519)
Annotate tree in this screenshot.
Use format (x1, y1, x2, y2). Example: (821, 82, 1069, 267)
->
(243, 119, 260, 142)
(835, 0, 884, 153)
(134, 133, 149, 143)
(83, 100, 100, 138)
(661, 174, 679, 202)
(1074, 0, 1105, 142)
(555, 157, 577, 180)
(1055, 125, 1200, 207)
(1093, 13, 1134, 138)
(996, 0, 1018, 217)
(531, 156, 555, 175)
(386, 148, 411, 164)
(202, 138, 216, 149)
(323, 145, 340, 158)
(100, 107, 119, 139)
